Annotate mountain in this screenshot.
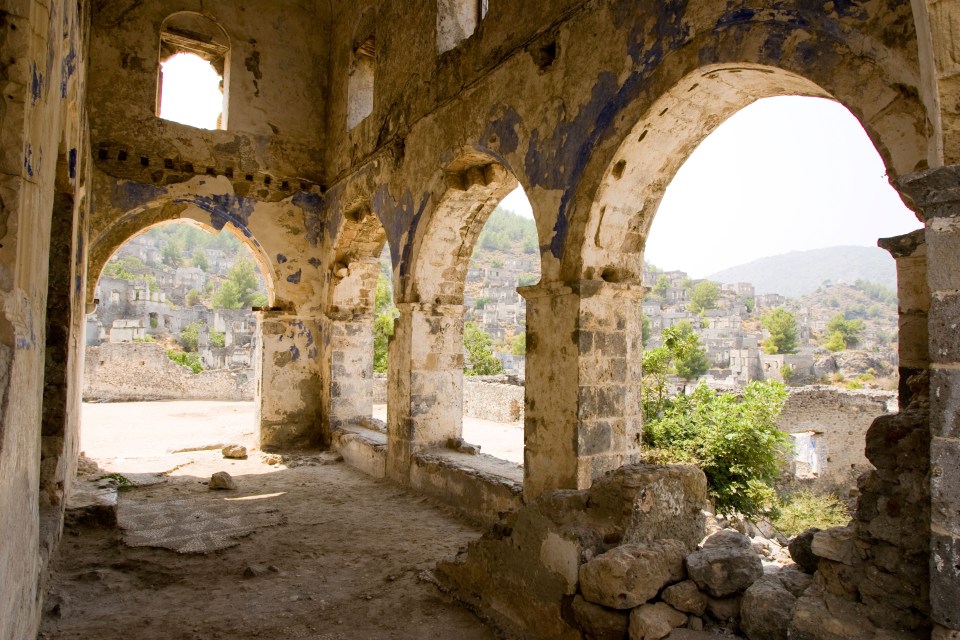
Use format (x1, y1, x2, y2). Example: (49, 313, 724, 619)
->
(707, 246, 896, 298)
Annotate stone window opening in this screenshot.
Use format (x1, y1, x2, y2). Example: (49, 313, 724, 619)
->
(347, 36, 376, 130)
(157, 13, 230, 130)
(437, 0, 489, 54)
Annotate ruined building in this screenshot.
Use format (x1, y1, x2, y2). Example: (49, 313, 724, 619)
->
(1, 1, 958, 638)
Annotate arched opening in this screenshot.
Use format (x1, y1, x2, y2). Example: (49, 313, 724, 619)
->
(157, 12, 230, 130)
(82, 220, 272, 468)
(389, 154, 528, 479)
(325, 205, 389, 439)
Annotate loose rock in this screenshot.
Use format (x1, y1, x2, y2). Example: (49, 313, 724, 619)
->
(208, 471, 237, 490)
(788, 528, 821, 574)
(741, 574, 795, 640)
(661, 581, 707, 616)
(222, 444, 248, 459)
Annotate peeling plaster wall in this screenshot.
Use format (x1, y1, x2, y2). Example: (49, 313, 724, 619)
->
(0, 2, 89, 638)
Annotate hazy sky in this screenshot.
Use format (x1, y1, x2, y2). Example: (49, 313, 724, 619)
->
(500, 96, 921, 278)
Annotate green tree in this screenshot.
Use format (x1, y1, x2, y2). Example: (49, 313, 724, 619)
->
(688, 281, 720, 314)
(192, 248, 210, 271)
(161, 239, 183, 267)
(511, 332, 526, 356)
(664, 321, 709, 384)
(167, 350, 204, 374)
(652, 275, 670, 298)
(372, 274, 397, 374)
(643, 381, 790, 518)
(761, 308, 798, 355)
(212, 259, 262, 309)
(464, 322, 504, 375)
(823, 313, 865, 351)
(180, 321, 201, 352)
(211, 330, 225, 348)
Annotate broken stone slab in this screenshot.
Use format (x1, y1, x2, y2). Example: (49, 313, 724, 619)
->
(222, 444, 248, 459)
(208, 471, 237, 490)
(64, 481, 118, 528)
(661, 580, 707, 616)
(811, 527, 856, 566)
(686, 531, 763, 598)
(740, 574, 796, 640)
(629, 602, 687, 640)
(571, 595, 629, 640)
(579, 539, 687, 609)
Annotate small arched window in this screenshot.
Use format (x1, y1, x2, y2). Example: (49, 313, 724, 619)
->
(157, 13, 230, 130)
(437, 0, 488, 54)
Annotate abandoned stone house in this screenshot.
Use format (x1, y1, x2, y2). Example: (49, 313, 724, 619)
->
(2, 0, 959, 638)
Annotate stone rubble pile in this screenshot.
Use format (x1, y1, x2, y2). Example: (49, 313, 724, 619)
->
(571, 525, 811, 640)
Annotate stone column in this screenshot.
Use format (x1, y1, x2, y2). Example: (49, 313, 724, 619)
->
(256, 311, 324, 449)
(386, 302, 464, 481)
(326, 311, 375, 430)
(878, 229, 929, 409)
(896, 165, 960, 632)
(520, 280, 644, 499)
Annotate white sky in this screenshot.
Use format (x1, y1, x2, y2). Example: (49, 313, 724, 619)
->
(159, 53, 223, 130)
(500, 96, 921, 278)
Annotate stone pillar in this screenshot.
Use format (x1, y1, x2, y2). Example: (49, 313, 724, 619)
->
(256, 312, 324, 449)
(327, 311, 375, 430)
(878, 229, 929, 409)
(896, 165, 960, 631)
(386, 302, 464, 481)
(520, 280, 644, 499)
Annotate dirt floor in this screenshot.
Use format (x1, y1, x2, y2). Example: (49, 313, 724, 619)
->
(40, 402, 500, 640)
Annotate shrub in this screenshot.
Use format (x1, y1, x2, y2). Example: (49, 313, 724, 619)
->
(167, 350, 203, 374)
(643, 381, 790, 518)
(772, 489, 850, 537)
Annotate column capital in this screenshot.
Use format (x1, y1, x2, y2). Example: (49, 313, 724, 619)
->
(878, 228, 926, 259)
(895, 165, 960, 219)
(518, 279, 646, 301)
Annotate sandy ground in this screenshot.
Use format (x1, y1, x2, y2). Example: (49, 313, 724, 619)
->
(40, 402, 502, 640)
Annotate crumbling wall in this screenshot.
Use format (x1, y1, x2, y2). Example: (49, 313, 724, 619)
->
(778, 387, 896, 488)
(83, 343, 255, 402)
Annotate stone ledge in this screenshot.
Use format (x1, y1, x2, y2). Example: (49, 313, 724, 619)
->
(409, 450, 523, 527)
(331, 424, 387, 479)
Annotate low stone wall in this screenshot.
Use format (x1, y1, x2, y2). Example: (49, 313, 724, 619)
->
(778, 386, 896, 488)
(84, 343, 255, 402)
(373, 373, 525, 423)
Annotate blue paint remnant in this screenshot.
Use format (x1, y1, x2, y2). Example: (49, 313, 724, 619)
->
(305, 329, 314, 348)
(277, 254, 288, 264)
(114, 181, 167, 211)
(75, 274, 82, 295)
(23, 145, 34, 177)
(175, 193, 256, 232)
(293, 191, 324, 247)
(481, 107, 522, 155)
(61, 42, 77, 98)
(68, 148, 77, 179)
(715, 8, 756, 27)
(286, 269, 302, 285)
(308, 257, 320, 268)
(30, 63, 43, 103)
(308, 346, 318, 360)
(290, 345, 301, 362)
(373, 186, 430, 279)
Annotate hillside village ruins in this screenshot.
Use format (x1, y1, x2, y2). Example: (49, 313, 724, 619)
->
(2, 0, 960, 638)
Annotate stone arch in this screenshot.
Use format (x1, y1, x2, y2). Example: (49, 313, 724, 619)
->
(407, 151, 518, 305)
(87, 198, 277, 311)
(550, 17, 928, 285)
(324, 202, 390, 436)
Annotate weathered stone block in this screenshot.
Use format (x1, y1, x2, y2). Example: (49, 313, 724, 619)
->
(579, 539, 686, 609)
(931, 367, 960, 439)
(741, 574, 796, 640)
(686, 531, 763, 597)
(628, 602, 687, 640)
(812, 527, 856, 566)
(571, 595, 630, 640)
(661, 580, 707, 616)
(929, 292, 960, 363)
(932, 437, 960, 530)
(931, 530, 960, 629)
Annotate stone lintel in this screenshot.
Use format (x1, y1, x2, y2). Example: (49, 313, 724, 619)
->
(878, 228, 926, 259)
